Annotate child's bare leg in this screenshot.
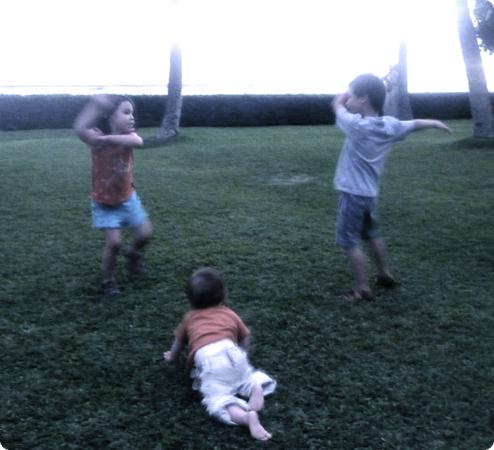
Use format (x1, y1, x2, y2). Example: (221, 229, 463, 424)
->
(369, 237, 395, 282)
(248, 385, 265, 412)
(129, 219, 152, 254)
(346, 245, 371, 293)
(369, 237, 391, 277)
(125, 220, 152, 274)
(227, 405, 272, 441)
(102, 229, 122, 282)
(123, 220, 153, 274)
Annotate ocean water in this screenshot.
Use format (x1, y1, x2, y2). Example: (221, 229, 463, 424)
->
(0, 84, 334, 96)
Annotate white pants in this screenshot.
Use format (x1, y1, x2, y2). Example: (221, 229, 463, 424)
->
(192, 339, 277, 425)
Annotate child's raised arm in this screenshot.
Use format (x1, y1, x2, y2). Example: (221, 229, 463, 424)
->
(73, 95, 112, 146)
(73, 101, 101, 144)
(74, 94, 144, 148)
(331, 92, 350, 114)
(413, 119, 451, 133)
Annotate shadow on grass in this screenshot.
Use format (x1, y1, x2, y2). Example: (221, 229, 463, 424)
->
(451, 137, 494, 149)
(143, 134, 187, 149)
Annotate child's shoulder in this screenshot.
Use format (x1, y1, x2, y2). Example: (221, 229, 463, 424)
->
(185, 303, 232, 317)
(204, 303, 239, 318)
(217, 303, 237, 313)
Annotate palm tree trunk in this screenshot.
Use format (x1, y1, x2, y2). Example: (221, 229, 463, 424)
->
(397, 40, 413, 120)
(456, 0, 494, 138)
(156, 43, 183, 139)
(383, 41, 413, 119)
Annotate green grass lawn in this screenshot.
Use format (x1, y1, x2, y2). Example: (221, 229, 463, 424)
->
(1, 122, 493, 449)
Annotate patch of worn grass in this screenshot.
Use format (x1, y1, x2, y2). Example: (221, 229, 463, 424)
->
(1, 121, 493, 449)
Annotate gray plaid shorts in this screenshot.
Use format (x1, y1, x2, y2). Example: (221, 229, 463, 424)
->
(335, 192, 380, 249)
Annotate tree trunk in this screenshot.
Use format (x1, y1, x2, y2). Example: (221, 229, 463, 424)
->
(156, 42, 183, 139)
(397, 40, 413, 120)
(383, 41, 413, 119)
(456, 0, 494, 138)
(383, 65, 400, 117)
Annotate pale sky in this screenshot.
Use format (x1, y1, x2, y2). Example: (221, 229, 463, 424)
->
(1, 0, 492, 94)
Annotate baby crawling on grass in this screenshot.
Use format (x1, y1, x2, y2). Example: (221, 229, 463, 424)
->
(164, 267, 277, 441)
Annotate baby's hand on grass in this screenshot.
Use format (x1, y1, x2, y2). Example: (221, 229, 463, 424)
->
(163, 351, 174, 362)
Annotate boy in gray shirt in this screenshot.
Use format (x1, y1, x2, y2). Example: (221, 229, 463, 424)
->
(332, 73, 450, 302)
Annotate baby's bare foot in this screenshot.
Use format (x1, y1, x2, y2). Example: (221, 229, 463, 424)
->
(247, 411, 272, 441)
(248, 385, 265, 411)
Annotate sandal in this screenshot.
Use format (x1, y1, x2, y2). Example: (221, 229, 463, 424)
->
(376, 275, 397, 288)
(101, 279, 121, 297)
(342, 289, 373, 303)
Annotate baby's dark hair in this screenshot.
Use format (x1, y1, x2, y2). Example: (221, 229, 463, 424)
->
(186, 267, 227, 309)
(349, 73, 386, 115)
(95, 95, 136, 134)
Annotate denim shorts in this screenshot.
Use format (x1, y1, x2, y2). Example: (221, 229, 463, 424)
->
(335, 192, 379, 249)
(91, 191, 148, 229)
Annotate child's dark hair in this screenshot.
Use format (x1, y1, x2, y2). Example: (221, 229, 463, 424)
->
(186, 267, 227, 309)
(350, 73, 386, 115)
(95, 95, 136, 134)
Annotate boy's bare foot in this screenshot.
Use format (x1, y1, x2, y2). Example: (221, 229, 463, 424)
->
(248, 385, 265, 411)
(246, 411, 272, 441)
(342, 288, 373, 303)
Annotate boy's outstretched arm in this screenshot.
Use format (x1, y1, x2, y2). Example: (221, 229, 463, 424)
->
(163, 337, 184, 362)
(413, 119, 451, 133)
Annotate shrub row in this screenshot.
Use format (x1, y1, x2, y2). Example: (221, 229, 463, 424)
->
(0, 92, 478, 131)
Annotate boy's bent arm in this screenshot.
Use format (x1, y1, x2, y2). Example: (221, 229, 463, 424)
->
(413, 119, 451, 133)
(332, 92, 350, 114)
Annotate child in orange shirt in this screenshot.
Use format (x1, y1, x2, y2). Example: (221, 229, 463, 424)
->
(164, 267, 276, 441)
(74, 95, 153, 296)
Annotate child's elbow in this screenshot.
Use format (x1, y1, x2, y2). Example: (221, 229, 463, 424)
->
(73, 120, 84, 137)
(74, 126, 90, 144)
(131, 133, 144, 147)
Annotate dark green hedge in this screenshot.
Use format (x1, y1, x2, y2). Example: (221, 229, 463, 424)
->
(0, 93, 478, 131)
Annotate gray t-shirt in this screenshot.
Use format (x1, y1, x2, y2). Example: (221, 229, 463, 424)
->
(333, 108, 415, 197)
